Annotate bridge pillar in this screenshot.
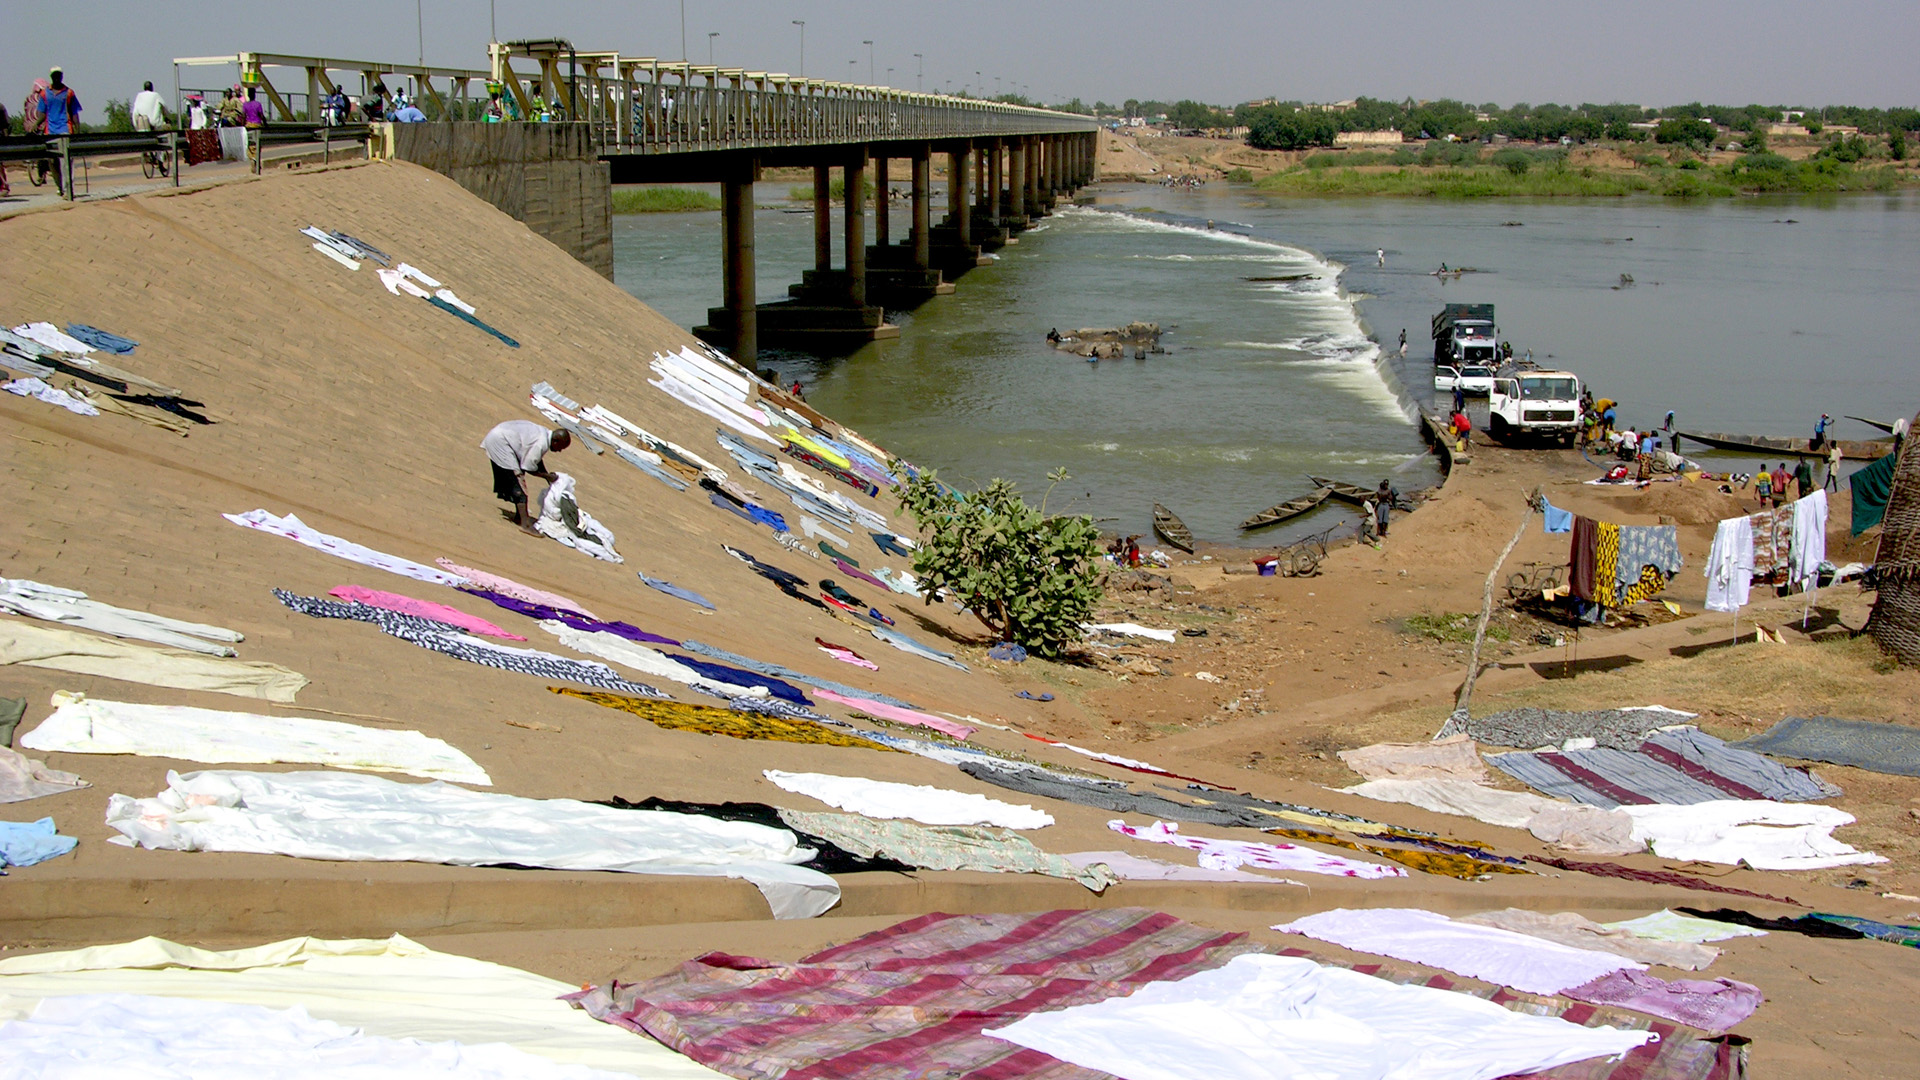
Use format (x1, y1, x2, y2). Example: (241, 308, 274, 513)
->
(721, 165, 758, 365)
(1049, 135, 1063, 196)
(910, 145, 932, 272)
(873, 153, 889, 246)
(812, 165, 832, 272)
(949, 142, 972, 248)
(844, 154, 868, 307)
(988, 138, 1005, 225)
(1008, 139, 1027, 222)
(1024, 137, 1040, 217)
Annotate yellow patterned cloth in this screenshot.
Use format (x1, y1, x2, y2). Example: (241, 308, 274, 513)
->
(551, 688, 899, 752)
(1264, 827, 1532, 880)
(1619, 564, 1670, 607)
(1594, 521, 1620, 603)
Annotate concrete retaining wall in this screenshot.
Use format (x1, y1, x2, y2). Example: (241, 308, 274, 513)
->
(385, 122, 613, 278)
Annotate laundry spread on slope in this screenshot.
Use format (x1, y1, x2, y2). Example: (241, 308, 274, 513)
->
(0, 619, 309, 703)
(0, 575, 244, 656)
(226, 510, 467, 587)
(762, 769, 1053, 829)
(553, 689, 890, 751)
(107, 769, 839, 919)
(22, 690, 490, 784)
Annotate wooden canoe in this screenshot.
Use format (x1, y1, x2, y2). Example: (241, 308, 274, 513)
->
(1845, 415, 1897, 435)
(1306, 475, 1377, 506)
(1152, 503, 1195, 553)
(1673, 431, 1891, 460)
(1241, 487, 1331, 530)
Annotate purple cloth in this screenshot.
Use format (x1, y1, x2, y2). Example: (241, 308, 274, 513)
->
(834, 559, 891, 593)
(1565, 970, 1763, 1034)
(464, 588, 680, 647)
(241, 99, 267, 125)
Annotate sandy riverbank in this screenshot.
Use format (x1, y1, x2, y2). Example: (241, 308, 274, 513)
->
(2, 159, 1917, 1077)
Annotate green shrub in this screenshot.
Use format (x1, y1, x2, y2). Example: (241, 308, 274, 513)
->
(610, 187, 722, 213)
(1223, 167, 1254, 183)
(1491, 146, 1532, 175)
(893, 467, 1105, 658)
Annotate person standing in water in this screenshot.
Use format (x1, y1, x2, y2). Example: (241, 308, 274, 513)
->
(1377, 248, 1385, 267)
(1397, 328, 1407, 357)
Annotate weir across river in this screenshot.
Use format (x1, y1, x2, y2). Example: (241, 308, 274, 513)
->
(183, 42, 1100, 365)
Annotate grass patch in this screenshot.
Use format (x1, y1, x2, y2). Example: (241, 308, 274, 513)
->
(611, 187, 721, 213)
(1404, 612, 1510, 643)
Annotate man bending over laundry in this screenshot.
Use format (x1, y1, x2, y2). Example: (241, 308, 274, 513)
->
(481, 420, 570, 535)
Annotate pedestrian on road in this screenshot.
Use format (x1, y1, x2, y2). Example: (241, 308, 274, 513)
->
(481, 420, 571, 535)
(37, 68, 82, 135)
(1450, 409, 1472, 452)
(240, 86, 268, 164)
(1452, 382, 1466, 415)
(131, 80, 167, 130)
(1794, 457, 1814, 500)
(1825, 443, 1843, 492)
(1769, 462, 1790, 507)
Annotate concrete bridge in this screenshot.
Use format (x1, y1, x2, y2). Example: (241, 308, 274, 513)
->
(192, 43, 1099, 365)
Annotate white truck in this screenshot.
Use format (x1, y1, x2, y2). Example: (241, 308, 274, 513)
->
(1487, 364, 1583, 444)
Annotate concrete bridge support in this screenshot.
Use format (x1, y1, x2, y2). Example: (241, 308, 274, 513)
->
(910, 149, 932, 273)
(843, 154, 868, 308)
(1008, 140, 1028, 224)
(720, 166, 758, 365)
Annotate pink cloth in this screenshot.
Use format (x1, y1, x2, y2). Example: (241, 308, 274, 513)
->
(1109, 820, 1408, 880)
(434, 559, 598, 619)
(815, 639, 879, 670)
(813, 687, 975, 739)
(329, 585, 527, 640)
(1564, 970, 1763, 1034)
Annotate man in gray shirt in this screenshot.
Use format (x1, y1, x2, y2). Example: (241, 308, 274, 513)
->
(481, 420, 570, 534)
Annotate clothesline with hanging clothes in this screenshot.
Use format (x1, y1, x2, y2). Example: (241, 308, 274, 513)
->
(1566, 515, 1684, 620)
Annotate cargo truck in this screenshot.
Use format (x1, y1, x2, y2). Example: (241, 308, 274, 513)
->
(1431, 303, 1498, 366)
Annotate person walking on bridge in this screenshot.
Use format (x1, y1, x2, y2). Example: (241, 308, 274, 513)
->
(482, 420, 571, 535)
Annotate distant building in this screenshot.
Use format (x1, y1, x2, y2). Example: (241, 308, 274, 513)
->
(1334, 129, 1403, 146)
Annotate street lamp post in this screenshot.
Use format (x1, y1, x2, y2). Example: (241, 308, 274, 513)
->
(863, 40, 874, 84)
(913, 53, 923, 91)
(708, 32, 718, 66)
(886, 67, 894, 87)
(416, 0, 423, 68)
(679, 0, 687, 62)
(848, 59, 857, 83)
(792, 21, 805, 77)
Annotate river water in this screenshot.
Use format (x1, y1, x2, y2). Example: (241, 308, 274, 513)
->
(613, 185, 1920, 548)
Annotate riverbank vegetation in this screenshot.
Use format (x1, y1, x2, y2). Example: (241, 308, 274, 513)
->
(610, 187, 722, 213)
(1254, 145, 1913, 198)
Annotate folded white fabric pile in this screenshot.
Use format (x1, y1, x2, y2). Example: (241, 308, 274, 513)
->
(985, 953, 1654, 1080)
(534, 474, 623, 563)
(23, 691, 490, 785)
(106, 770, 839, 919)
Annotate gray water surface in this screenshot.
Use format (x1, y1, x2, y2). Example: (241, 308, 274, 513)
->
(614, 185, 1920, 547)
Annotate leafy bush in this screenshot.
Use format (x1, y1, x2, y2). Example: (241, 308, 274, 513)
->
(1490, 146, 1533, 175)
(1654, 118, 1714, 147)
(1246, 106, 1338, 151)
(1418, 140, 1478, 167)
(1223, 167, 1254, 183)
(102, 97, 134, 133)
(892, 467, 1105, 658)
(1891, 131, 1908, 160)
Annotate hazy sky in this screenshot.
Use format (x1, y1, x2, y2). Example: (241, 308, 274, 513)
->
(7, 1, 1916, 110)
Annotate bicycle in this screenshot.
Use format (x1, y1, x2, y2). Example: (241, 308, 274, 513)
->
(1505, 561, 1566, 600)
(141, 147, 170, 180)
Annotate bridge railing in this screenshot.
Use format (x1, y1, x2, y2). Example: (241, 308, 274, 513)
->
(596, 82, 1093, 153)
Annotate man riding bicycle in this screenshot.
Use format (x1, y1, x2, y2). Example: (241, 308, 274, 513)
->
(132, 80, 171, 178)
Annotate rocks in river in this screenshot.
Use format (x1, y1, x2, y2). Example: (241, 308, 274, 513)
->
(1048, 321, 1165, 358)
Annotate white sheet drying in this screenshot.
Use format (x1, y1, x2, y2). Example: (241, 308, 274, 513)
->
(224, 509, 467, 587)
(762, 769, 1054, 829)
(106, 770, 839, 919)
(0, 993, 628, 1079)
(984, 953, 1654, 1080)
(0, 575, 244, 656)
(23, 691, 490, 785)
(1340, 778, 1641, 855)
(1082, 622, 1177, 642)
(1273, 908, 1643, 995)
(1703, 515, 1754, 613)
(1622, 799, 1883, 870)
(0, 934, 727, 1078)
(540, 622, 765, 700)
(3, 376, 99, 414)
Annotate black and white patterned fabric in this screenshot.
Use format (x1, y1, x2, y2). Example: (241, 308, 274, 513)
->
(274, 589, 667, 698)
(726, 694, 831, 723)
